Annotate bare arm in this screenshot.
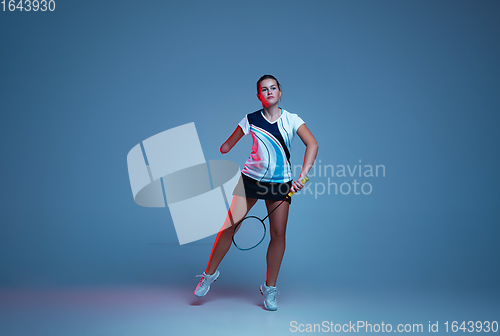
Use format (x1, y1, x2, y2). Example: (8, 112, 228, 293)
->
(291, 124, 319, 193)
(220, 126, 245, 154)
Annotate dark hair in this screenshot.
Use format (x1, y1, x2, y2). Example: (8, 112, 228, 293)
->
(257, 74, 281, 92)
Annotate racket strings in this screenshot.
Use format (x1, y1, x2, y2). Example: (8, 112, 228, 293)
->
(232, 217, 266, 250)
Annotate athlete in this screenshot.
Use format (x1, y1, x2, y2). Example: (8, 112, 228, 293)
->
(194, 75, 318, 311)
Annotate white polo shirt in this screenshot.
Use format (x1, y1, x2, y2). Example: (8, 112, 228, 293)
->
(238, 108, 305, 183)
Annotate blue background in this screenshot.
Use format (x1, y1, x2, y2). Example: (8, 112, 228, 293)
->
(0, 0, 499, 330)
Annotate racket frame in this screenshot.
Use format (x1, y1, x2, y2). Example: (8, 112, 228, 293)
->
(231, 216, 266, 251)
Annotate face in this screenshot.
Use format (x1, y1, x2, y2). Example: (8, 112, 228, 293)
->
(257, 79, 281, 108)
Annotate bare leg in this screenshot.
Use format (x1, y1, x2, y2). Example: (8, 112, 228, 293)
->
(205, 195, 258, 275)
(264, 199, 290, 287)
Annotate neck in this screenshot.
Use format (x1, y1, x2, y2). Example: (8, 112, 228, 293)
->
(262, 105, 281, 119)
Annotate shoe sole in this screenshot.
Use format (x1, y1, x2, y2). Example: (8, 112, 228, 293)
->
(194, 272, 220, 298)
(260, 286, 277, 311)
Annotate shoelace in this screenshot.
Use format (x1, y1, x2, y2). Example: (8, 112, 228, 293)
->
(195, 274, 210, 285)
(265, 287, 280, 300)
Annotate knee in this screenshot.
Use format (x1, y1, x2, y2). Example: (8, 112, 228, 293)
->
(270, 231, 286, 242)
(222, 226, 234, 236)
(216, 224, 234, 239)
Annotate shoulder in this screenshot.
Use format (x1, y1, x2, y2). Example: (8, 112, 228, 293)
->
(281, 108, 305, 134)
(281, 108, 303, 121)
(246, 109, 263, 123)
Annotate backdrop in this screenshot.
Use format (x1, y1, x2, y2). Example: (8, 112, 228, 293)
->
(1, 0, 498, 301)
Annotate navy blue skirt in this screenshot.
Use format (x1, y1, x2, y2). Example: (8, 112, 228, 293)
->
(233, 173, 292, 204)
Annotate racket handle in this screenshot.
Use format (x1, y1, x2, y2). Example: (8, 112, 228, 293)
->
(287, 176, 309, 197)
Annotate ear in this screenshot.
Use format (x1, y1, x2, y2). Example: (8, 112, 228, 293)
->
(256, 93, 262, 102)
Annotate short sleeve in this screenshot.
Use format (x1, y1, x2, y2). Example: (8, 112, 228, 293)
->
(292, 114, 305, 134)
(238, 115, 250, 135)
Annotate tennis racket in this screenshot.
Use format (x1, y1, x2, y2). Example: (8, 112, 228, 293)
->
(232, 176, 309, 251)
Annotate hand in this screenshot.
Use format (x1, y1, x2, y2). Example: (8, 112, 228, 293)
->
(290, 176, 307, 194)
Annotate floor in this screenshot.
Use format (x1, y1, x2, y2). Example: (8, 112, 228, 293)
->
(0, 285, 498, 335)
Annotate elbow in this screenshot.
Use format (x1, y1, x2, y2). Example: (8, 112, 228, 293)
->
(308, 142, 319, 153)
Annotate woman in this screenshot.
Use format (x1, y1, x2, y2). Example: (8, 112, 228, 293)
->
(194, 74, 318, 311)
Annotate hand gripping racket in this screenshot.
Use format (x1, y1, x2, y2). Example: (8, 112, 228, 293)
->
(232, 176, 309, 251)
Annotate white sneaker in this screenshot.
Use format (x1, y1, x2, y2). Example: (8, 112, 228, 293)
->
(259, 282, 279, 311)
(194, 270, 220, 297)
